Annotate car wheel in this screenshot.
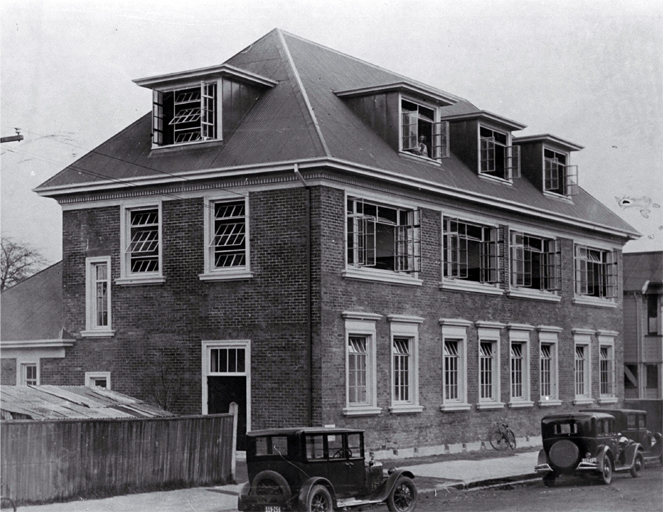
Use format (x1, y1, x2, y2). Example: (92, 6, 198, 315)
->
(387, 475, 418, 512)
(307, 484, 333, 512)
(251, 470, 292, 501)
(599, 454, 613, 485)
(542, 473, 556, 487)
(630, 452, 644, 478)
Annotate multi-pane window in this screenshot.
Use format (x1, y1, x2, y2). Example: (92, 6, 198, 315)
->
(86, 372, 111, 390)
(648, 295, 659, 335)
(444, 340, 460, 401)
(600, 346, 614, 396)
(575, 245, 617, 299)
(544, 148, 578, 196)
(93, 262, 109, 327)
(393, 338, 411, 403)
(510, 343, 524, 399)
(443, 218, 498, 283)
(126, 207, 160, 274)
(575, 345, 588, 397)
(348, 336, 368, 405)
(85, 256, 112, 335)
(20, 363, 38, 386)
(480, 342, 496, 400)
(540, 344, 553, 399)
(510, 232, 560, 291)
(480, 126, 520, 180)
(401, 99, 449, 159)
(210, 200, 247, 269)
(210, 347, 246, 374)
(347, 197, 420, 273)
(153, 82, 217, 146)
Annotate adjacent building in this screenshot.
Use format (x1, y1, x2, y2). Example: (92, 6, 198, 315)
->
(3, 29, 639, 454)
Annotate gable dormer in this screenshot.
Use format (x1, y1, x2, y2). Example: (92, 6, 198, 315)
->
(335, 83, 457, 163)
(442, 112, 526, 183)
(513, 135, 583, 198)
(133, 64, 276, 149)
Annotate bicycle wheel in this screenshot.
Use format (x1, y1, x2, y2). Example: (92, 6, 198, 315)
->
(489, 431, 508, 450)
(0, 496, 16, 511)
(506, 429, 517, 450)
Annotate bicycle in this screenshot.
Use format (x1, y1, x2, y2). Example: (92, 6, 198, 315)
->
(0, 496, 16, 511)
(489, 421, 516, 451)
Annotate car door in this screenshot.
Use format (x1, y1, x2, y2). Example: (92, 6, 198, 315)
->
(325, 433, 365, 498)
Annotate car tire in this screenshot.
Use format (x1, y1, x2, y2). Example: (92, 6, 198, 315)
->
(630, 452, 644, 478)
(251, 470, 292, 501)
(542, 473, 556, 487)
(307, 484, 333, 512)
(387, 475, 418, 512)
(599, 454, 613, 485)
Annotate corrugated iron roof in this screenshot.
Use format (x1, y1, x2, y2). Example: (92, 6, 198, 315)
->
(34, 29, 636, 237)
(0, 385, 174, 420)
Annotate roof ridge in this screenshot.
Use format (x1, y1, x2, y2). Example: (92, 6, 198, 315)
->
(275, 29, 331, 158)
(279, 29, 473, 105)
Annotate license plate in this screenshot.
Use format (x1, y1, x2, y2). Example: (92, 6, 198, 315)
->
(264, 507, 281, 512)
(582, 457, 596, 463)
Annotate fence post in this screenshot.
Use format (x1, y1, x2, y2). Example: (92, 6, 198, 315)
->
(229, 402, 238, 480)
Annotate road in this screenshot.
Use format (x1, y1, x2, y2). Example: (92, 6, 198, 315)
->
(413, 465, 663, 511)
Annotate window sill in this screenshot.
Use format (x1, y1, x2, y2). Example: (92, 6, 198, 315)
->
(150, 139, 222, 154)
(508, 400, 534, 408)
(115, 276, 165, 286)
(199, 270, 253, 282)
(399, 151, 442, 166)
(389, 404, 424, 414)
(440, 279, 503, 296)
(343, 268, 423, 287)
(478, 173, 513, 186)
(477, 401, 505, 410)
(538, 399, 563, 407)
(440, 402, 472, 412)
(543, 191, 574, 203)
(598, 396, 618, 404)
(80, 330, 115, 338)
(507, 288, 561, 302)
(572, 296, 617, 308)
(342, 406, 382, 417)
(572, 397, 595, 406)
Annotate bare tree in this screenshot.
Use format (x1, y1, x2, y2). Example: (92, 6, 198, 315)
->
(1, 237, 47, 291)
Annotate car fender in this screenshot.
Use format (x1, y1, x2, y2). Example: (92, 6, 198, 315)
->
(536, 448, 548, 466)
(594, 445, 612, 472)
(622, 443, 644, 466)
(370, 468, 416, 502)
(297, 477, 336, 511)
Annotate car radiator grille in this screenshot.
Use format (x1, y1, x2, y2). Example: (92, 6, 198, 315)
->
(549, 440, 579, 469)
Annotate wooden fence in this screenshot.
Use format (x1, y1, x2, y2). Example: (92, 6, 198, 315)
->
(0, 413, 236, 505)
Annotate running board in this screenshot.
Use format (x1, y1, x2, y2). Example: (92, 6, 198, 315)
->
(336, 497, 383, 508)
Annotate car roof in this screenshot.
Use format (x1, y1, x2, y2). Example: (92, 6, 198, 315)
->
(542, 412, 616, 422)
(247, 427, 365, 437)
(580, 408, 647, 415)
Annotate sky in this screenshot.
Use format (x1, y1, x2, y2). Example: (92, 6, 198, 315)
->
(1, 0, 662, 266)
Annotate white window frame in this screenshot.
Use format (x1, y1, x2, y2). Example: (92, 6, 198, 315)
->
(118, 202, 165, 285)
(388, 315, 424, 414)
(18, 361, 39, 386)
(200, 195, 253, 281)
(342, 312, 382, 416)
(573, 330, 594, 405)
(537, 327, 562, 406)
(399, 95, 449, 161)
(476, 323, 504, 409)
(152, 80, 220, 148)
(479, 125, 520, 181)
(509, 230, 561, 295)
(574, 245, 618, 306)
(440, 319, 472, 411)
(543, 146, 578, 197)
(507, 325, 534, 408)
(441, 215, 502, 295)
(82, 256, 114, 337)
(85, 371, 111, 389)
(598, 331, 618, 404)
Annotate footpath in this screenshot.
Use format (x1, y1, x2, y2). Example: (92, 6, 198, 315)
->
(16, 449, 540, 512)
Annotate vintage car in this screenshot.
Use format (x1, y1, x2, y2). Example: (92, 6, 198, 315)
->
(580, 408, 663, 464)
(535, 412, 645, 486)
(237, 427, 417, 512)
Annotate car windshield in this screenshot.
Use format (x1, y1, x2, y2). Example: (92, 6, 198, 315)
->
(542, 418, 592, 438)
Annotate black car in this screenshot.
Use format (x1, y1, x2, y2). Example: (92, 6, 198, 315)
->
(237, 427, 417, 512)
(535, 412, 645, 486)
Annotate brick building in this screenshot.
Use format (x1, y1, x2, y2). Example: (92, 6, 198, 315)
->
(13, 29, 640, 454)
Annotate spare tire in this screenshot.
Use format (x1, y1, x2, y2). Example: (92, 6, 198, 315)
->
(250, 470, 292, 501)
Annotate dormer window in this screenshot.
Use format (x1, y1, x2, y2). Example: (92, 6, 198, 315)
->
(401, 98, 449, 160)
(480, 126, 520, 180)
(153, 82, 217, 147)
(544, 148, 578, 196)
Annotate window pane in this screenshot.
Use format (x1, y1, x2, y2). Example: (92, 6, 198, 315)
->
(212, 201, 246, 268)
(129, 208, 159, 273)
